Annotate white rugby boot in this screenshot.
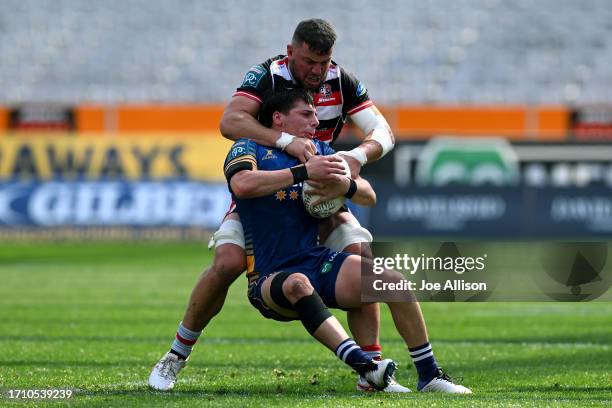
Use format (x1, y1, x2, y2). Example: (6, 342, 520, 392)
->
(418, 368, 472, 394)
(356, 375, 412, 392)
(360, 358, 397, 391)
(148, 352, 187, 391)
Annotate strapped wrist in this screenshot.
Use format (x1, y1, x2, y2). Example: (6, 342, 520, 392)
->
(275, 132, 295, 150)
(340, 147, 367, 166)
(290, 164, 309, 184)
(344, 179, 358, 199)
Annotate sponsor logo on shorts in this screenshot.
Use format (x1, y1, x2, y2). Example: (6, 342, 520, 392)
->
(328, 251, 339, 262)
(321, 262, 332, 274)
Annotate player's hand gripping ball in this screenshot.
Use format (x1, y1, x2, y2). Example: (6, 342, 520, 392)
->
(302, 156, 351, 218)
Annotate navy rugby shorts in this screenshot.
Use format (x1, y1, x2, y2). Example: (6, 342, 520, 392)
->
(248, 246, 350, 322)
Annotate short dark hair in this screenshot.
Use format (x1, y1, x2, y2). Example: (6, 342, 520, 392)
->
(260, 89, 314, 128)
(292, 19, 336, 54)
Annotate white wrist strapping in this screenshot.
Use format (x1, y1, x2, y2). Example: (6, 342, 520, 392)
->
(340, 147, 367, 166)
(275, 132, 295, 150)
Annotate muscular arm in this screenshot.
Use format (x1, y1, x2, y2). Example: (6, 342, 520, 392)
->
(219, 95, 317, 162)
(230, 168, 293, 199)
(353, 105, 395, 163)
(308, 175, 376, 207)
(339, 105, 395, 176)
(350, 176, 377, 207)
(229, 155, 347, 199)
(220, 96, 280, 145)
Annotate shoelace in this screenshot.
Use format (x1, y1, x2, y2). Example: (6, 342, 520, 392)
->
(436, 368, 463, 384)
(159, 357, 177, 379)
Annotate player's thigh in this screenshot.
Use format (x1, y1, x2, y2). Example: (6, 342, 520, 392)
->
(259, 272, 300, 319)
(210, 213, 247, 279)
(336, 257, 407, 308)
(334, 255, 365, 309)
(211, 212, 244, 249)
(320, 211, 373, 255)
(210, 244, 246, 283)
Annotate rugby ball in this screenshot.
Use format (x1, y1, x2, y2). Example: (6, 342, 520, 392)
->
(302, 156, 351, 219)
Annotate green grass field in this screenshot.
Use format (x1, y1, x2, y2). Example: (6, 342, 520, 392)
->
(0, 241, 610, 407)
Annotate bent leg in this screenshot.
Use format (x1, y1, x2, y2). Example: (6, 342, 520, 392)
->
(321, 212, 380, 348)
(182, 212, 246, 331)
(182, 242, 246, 331)
(149, 214, 246, 390)
(335, 257, 471, 392)
(258, 271, 395, 389)
(335, 256, 428, 348)
(261, 272, 349, 350)
(343, 243, 379, 349)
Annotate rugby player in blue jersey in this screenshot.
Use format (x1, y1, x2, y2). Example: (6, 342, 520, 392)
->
(150, 18, 407, 393)
(222, 89, 472, 393)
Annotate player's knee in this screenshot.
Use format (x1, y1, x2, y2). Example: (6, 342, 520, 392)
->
(380, 269, 405, 285)
(283, 273, 313, 302)
(214, 244, 246, 271)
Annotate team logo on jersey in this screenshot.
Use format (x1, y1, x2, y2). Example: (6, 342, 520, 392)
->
(275, 190, 287, 201)
(241, 65, 265, 87)
(230, 145, 246, 159)
(262, 149, 277, 161)
(356, 82, 367, 97)
(319, 83, 332, 98)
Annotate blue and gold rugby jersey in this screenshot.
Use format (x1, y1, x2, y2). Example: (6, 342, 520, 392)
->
(224, 138, 336, 282)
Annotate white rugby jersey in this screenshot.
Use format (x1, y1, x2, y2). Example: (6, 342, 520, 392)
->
(234, 55, 373, 144)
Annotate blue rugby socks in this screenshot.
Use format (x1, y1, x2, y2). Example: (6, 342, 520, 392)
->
(409, 342, 439, 388)
(335, 338, 376, 375)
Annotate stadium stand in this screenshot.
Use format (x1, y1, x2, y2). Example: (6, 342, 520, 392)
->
(1, 0, 611, 104)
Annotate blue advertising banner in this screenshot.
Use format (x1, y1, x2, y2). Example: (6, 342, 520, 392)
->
(2, 180, 611, 239)
(0, 181, 231, 228)
(369, 183, 612, 238)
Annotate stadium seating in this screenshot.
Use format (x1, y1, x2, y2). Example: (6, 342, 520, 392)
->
(1, 0, 611, 104)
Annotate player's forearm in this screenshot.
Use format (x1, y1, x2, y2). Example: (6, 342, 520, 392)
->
(230, 169, 294, 199)
(357, 140, 384, 163)
(347, 106, 396, 165)
(349, 177, 376, 207)
(220, 111, 281, 148)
